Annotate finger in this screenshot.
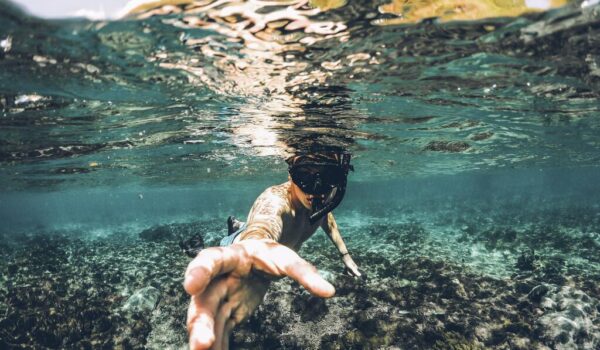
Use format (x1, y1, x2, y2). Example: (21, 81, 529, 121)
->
(251, 242, 335, 297)
(187, 278, 229, 349)
(184, 245, 247, 295)
(351, 266, 361, 277)
(189, 315, 214, 350)
(222, 320, 235, 350)
(187, 277, 229, 332)
(212, 302, 234, 350)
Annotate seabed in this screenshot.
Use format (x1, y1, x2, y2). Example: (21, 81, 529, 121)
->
(1, 200, 598, 349)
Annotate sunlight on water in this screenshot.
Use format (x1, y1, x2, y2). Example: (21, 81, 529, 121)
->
(376, 0, 569, 25)
(1, 0, 599, 190)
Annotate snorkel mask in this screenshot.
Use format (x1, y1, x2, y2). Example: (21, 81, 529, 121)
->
(287, 152, 354, 224)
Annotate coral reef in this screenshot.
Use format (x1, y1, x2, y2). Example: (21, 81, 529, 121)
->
(1, 203, 599, 349)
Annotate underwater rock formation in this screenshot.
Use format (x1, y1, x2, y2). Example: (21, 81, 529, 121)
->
(179, 233, 204, 258)
(534, 286, 599, 349)
(139, 222, 206, 243)
(122, 286, 161, 314)
(424, 141, 471, 153)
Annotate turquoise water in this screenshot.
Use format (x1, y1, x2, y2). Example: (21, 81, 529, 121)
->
(1, 0, 599, 349)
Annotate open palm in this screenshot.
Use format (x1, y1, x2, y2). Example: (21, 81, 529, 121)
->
(184, 239, 336, 350)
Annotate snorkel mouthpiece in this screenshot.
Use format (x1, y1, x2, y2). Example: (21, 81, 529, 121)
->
(311, 196, 324, 213)
(309, 185, 345, 224)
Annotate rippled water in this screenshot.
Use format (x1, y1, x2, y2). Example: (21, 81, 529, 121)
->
(1, 0, 599, 191)
(1, 0, 600, 349)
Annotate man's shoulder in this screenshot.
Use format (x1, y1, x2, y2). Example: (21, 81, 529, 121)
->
(262, 182, 290, 198)
(248, 182, 291, 216)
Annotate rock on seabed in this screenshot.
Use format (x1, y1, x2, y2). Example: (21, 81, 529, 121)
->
(535, 286, 599, 350)
(122, 286, 161, 314)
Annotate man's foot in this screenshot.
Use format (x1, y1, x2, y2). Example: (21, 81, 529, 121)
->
(227, 216, 243, 234)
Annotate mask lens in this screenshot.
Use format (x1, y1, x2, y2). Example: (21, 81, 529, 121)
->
(320, 166, 345, 186)
(291, 164, 345, 195)
(292, 167, 327, 195)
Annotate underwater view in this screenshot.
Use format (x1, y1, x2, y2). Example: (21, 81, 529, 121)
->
(1, 0, 600, 349)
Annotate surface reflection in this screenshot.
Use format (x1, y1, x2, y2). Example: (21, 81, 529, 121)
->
(130, 0, 357, 156)
(0, 0, 598, 190)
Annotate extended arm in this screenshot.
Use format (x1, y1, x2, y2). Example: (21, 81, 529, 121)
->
(185, 185, 336, 350)
(185, 240, 335, 350)
(321, 212, 362, 278)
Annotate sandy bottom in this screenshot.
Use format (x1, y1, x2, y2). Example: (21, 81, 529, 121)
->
(1, 202, 599, 349)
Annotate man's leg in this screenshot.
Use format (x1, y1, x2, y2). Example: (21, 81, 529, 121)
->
(221, 218, 246, 246)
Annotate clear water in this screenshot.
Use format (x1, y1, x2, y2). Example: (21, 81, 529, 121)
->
(1, 0, 599, 349)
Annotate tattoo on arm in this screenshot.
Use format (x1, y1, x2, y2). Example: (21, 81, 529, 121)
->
(239, 185, 286, 241)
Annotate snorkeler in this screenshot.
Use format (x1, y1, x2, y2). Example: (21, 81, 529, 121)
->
(184, 151, 361, 350)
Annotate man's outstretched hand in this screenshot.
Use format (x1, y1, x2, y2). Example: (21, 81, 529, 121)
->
(184, 239, 336, 350)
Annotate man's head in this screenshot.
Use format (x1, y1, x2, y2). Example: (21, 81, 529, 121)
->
(286, 151, 353, 223)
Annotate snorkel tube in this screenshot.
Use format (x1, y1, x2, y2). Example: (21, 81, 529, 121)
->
(309, 182, 347, 224)
(308, 153, 352, 224)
